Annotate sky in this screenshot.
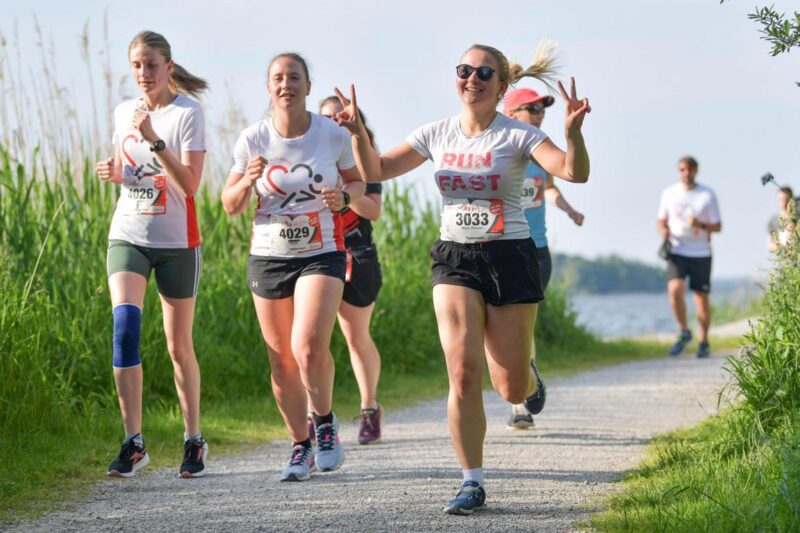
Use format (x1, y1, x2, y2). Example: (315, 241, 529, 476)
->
(3, 0, 799, 279)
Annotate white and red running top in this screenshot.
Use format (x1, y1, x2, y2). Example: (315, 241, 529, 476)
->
(231, 113, 357, 258)
(109, 95, 206, 248)
(406, 113, 547, 243)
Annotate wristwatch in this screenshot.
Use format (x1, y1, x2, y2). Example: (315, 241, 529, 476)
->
(150, 139, 166, 152)
(342, 190, 351, 207)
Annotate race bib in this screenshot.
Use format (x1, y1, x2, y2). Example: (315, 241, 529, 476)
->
(268, 212, 323, 254)
(442, 198, 504, 242)
(521, 176, 544, 210)
(120, 132, 168, 215)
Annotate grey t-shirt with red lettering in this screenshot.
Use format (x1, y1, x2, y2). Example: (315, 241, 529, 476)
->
(406, 113, 547, 243)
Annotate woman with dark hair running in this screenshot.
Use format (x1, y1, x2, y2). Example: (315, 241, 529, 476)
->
(221, 53, 366, 481)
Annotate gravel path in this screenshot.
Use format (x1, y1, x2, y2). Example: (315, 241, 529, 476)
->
(10, 353, 730, 532)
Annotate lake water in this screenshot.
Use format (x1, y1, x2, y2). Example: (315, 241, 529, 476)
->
(569, 280, 762, 339)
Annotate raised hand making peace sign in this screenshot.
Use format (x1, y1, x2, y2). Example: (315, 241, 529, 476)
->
(332, 85, 364, 136)
(557, 76, 591, 135)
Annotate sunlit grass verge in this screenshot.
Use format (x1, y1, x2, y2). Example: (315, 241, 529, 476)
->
(591, 411, 800, 532)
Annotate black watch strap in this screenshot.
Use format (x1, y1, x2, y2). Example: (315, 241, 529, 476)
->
(342, 190, 351, 207)
(150, 139, 166, 152)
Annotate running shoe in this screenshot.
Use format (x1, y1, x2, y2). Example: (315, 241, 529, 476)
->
(315, 414, 344, 471)
(668, 330, 692, 356)
(522, 359, 547, 415)
(443, 481, 486, 515)
(180, 437, 208, 478)
(280, 444, 316, 481)
(307, 414, 316, 443)
(107, 435, 149, 478)
(357, 405, 382, 445)
(696, 340, 711, 359)
(507, 403, 534, 429)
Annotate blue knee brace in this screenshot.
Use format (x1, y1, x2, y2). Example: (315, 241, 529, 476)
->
(112, 304, 142, 369)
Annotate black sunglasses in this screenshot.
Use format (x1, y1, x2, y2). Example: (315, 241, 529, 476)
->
(518, 103, 546, 114)
(455, 64, 496, 81)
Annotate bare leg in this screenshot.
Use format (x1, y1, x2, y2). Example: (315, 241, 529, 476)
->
(433, 284, 487, 469)
(160, 294, 201, 436)
(692, 291, 711, 342)
(108, 271, 148, 436)
(252, 295, 309, 442)
(668, 279, 688, 331)
(337, 301, 380, 408)
(484, 303, 539, 403)
(292, 275, 343, 417)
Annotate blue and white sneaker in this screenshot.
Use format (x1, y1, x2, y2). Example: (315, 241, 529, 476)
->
(444, 481, 486, 515)
(280, 444, 315, 481)
(522, 359, 547, 415)
(669, 330, 692, 356)
(315, 414, 344, 472)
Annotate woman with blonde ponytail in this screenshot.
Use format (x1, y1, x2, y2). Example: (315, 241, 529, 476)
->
(95, 30, 209, 479)
(334, 41, 591, 514)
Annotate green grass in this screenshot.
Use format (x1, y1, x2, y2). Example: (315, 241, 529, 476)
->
(592, 222, 800, 531)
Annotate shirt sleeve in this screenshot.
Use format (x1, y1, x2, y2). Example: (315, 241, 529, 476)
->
(405, 123, 433, 161)
(521, 124, 548, 160)
(336, 128, 356, 170)
(180, 104, 206, 152)
(705, 190, 721, 224)
(230, 130, 251, 174)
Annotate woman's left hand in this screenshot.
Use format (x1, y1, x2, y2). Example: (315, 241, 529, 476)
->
(558, 77, 591, 135)
(321, 186, 348, 212)
(132, 109, 159, 143)
(332, 85, 364, 136)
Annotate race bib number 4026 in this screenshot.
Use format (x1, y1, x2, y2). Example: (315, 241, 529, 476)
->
(268, 212, 323, 254)
(123, 172, 167, 215)
(441, 198, 504, 242)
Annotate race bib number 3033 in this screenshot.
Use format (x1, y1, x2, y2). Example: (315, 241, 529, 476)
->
(268, 212, 324, 254)
(442, 198, 505, 242)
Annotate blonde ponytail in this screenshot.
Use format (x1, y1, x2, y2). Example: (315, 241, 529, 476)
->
(508, 39, 560, 91)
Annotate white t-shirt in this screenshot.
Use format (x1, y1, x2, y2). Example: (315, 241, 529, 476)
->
(657, 182, 721, 257)
(109, 95, 206, 248)
(406, 113, 547, 243)
(230, 113, 357, 258)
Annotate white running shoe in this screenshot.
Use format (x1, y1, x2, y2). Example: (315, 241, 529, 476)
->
(280, 444, 315, 481)
(314, 414, 344, 472)
(507, 403, 534, 429)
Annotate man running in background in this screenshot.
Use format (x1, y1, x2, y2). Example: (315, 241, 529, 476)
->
(503, 87, 585, 429)
(657, 156, 721, 358)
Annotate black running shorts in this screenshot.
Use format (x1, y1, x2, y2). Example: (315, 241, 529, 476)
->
(247, 252, 346, 299)
(342, 246, 382, 307)
(430, 239, 544, 306)
(667, 254, 712, 293)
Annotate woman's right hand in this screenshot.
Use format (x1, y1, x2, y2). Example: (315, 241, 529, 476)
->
(96, 157, 114, 181)
(332, 85, 364, 136)
(244, 156, 268, 187)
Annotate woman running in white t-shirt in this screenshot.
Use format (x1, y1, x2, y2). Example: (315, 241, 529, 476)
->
(221, 53, 366, 481)
(95, 30, 209, 479)
(335, 44, 590, 514)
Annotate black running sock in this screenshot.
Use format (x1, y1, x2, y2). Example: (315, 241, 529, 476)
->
(293, 439, 312, 449)
(312, 412, 333, 426)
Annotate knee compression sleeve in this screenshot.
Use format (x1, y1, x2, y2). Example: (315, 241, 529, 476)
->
(112, 304, 142, 369)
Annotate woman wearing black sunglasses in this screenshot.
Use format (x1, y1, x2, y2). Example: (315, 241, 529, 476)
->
(333, 42, 590, 515)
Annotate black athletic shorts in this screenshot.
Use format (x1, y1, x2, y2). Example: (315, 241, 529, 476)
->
(430, 238, 544, 306)
(247, 251, 346, 299)
(536, 245, 553, 291)
(343, 246, 382, 307)
(667, 254, 712, 293)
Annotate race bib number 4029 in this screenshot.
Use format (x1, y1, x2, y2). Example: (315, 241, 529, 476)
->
(268, 212, 323, 254)
(441, 198, 504, 242)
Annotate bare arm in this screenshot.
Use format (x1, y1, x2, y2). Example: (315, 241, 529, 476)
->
(349, 192, 382, 221)
(531, 77, 591, 183)
(657, 218, 670, 240)
(333, 85, 426, 183)
(544, 174, 584, 226)
(220, 157, 266, 216)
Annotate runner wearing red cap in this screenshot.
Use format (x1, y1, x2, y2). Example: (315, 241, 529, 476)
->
(502, 87, 585, 429)
(333, 42, 591, 514)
